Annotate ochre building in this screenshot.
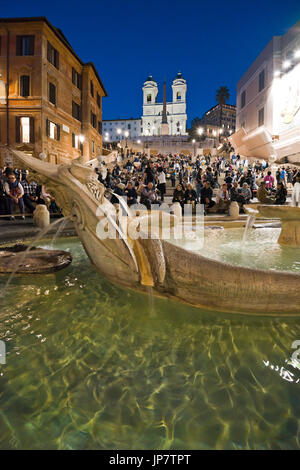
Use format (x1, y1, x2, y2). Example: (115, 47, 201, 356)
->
(0, 16, 107, 167)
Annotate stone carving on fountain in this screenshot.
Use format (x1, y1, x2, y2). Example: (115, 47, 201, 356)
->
(257, 205, 300, 247)
(9, 149, 300, 316)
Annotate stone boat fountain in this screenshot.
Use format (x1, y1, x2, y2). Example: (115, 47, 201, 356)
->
(9, 149, 300, 316)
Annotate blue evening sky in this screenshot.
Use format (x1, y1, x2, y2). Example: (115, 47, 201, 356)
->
(1, 0, 300, 126)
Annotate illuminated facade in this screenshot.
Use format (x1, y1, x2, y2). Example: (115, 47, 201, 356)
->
(102, 118, 141, 142)
(231, 20, 300, 163)
(141, 73, 187, 136)
(0, 17, 107, 167)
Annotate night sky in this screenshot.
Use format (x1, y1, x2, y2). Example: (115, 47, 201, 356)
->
(1, 0, 300, 126)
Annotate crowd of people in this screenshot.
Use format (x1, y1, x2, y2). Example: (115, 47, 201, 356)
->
(1, 152, 300, 221)
(0, 167, 59, 220)
(96, 152, 300, 215)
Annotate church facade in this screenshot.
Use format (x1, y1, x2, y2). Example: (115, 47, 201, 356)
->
(141, 73, 187, 136)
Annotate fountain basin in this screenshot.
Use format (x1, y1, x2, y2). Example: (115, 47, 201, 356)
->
(0, 244, 72, 274)
(9, 149, 300, 316)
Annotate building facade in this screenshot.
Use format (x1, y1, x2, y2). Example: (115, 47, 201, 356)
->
(102, 118, 141, 142)
(231, 20, 300, 162)
(141, 73, 187, 136)
(0, 16, 107, 167)
(201, 103, 236, 136)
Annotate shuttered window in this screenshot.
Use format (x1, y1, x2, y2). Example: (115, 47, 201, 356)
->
(49, 83, 56, 105)
(16, 116, 34, 143)
(16, 36, 35, 56)
(72, 101, 81, 121)
(20, 75, 30, 97)
(47, 41, 59, 69)
(72, 68, 82, 89)
(91, 112, 97, 128)
(46, 118, 60, 140)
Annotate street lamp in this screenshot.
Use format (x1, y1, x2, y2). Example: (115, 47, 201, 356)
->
(124, 130, 129, 157)
(192, 139, 196, 158)
(117, 128, 122, 142)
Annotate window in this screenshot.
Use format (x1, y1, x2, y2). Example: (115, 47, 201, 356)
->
(72, 133, 79, 149)
(47, 41, 59, 69)
(46, 119, 60, 140)
(258, 107, 264, 127)
(92, 140, 95, 153)
(97, 92, 101, 108)
(98, 121, 102, 134)
(147, 94, 152, 102)
(21, 117, 30, 142)
(90, 80, 94, 97)
(72, 68, 82, 89)
(72, 101, 81, 121)
(15, 116, 34, 143)
(91, 112, 97, 128)
(259, 69, 265, 92)
(20, 75, 30, 97)
(177, 91, 182, 101)
(49, 83, 56, 105)
(16, 36, 35, 56)
(241, 90, 246, 108)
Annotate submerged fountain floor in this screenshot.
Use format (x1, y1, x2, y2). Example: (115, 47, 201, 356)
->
(0, 237, 300, 450)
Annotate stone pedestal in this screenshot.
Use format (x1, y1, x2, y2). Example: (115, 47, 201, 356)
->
(33, 204, 50, 229)
(229, 201, 239, 219)
(258, 205, 300, 247)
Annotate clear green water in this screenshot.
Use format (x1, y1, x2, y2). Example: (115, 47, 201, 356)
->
(1, 237, 300, 450)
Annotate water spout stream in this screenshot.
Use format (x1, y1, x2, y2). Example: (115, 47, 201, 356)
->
(0, 217, 69, 298)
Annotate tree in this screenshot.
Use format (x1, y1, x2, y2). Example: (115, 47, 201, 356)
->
(216, 86, 230, 105)
(188, 117, 207, 142)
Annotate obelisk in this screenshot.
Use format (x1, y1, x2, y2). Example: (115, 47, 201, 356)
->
(161, 81, 169, 136)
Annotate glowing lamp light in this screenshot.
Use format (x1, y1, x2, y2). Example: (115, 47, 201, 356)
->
(137, 140, 141, 144)
(124, 131, 129, 138)
(294, 50, 300, 59)
(117, 128, 122, 135)
(283, 60, 291, 69)
(274, 70, 281, 77)
(197, 127, 203, 135)
(79, 135, 85, 143)
(192, 139, 195, 143)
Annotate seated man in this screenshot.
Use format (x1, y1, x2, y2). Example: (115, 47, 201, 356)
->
(184, 183, 197, 207)
(124, 182, 138, 207)
(172, 184, 185, 206)
(21, 177, 44, 213)
(275, 182, 287, 205)
(211, 183, 230, 213)
(141, 182, 158, 210)
(4, 173, 25, 220)
(230, 181, 242, 203)
(257, 181, 275, 204)
(200, 181, 215, 213)
(240, 183, 252, 206)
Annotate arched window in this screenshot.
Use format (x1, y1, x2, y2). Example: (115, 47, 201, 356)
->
(147, 94, 152, 102)
(176, 91, 182, 101)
